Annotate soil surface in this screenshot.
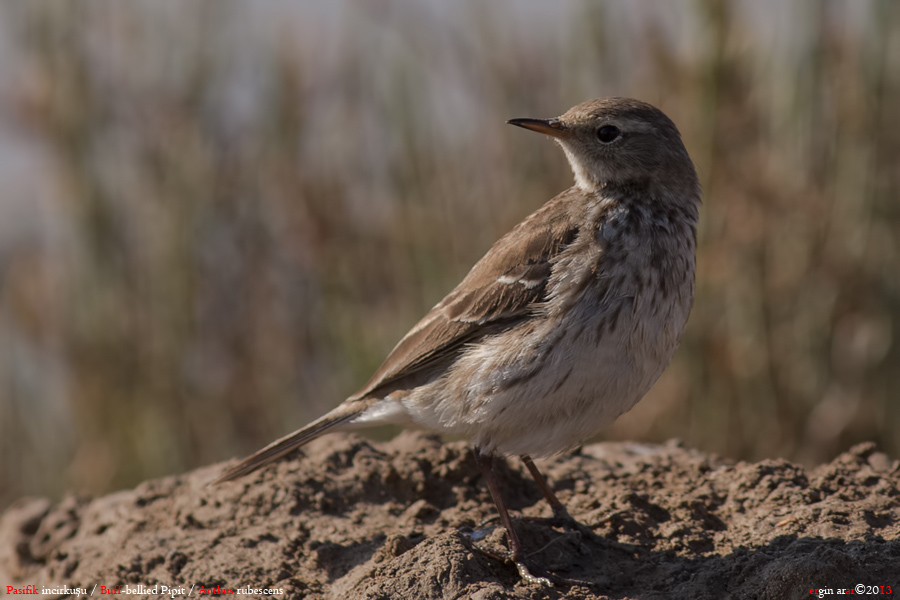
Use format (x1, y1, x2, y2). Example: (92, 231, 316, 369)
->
(1, 432, 898, 599)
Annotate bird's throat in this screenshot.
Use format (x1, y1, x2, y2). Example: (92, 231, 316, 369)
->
(560, 144, 601, 193)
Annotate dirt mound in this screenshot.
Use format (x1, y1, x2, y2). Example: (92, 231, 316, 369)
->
(1, 433, 898, 599)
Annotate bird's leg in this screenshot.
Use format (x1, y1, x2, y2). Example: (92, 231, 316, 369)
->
(473, 450, 523, 558)
(520, 455, 596, 539)
(520, 455, 572, 521)
(473, 448, 551, 586)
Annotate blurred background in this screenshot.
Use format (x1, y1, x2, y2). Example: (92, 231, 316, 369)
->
(1, 0, 898, 511)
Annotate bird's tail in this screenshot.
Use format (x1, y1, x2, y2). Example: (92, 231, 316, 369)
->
(212, 407, 360, 484)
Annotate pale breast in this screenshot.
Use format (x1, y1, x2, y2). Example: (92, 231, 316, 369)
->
(400, 198, 696, 457)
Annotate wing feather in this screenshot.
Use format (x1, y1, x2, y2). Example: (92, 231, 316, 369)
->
(352, 187, 587, 400)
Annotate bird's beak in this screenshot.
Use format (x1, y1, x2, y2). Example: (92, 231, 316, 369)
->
(507, 117, 569, 139)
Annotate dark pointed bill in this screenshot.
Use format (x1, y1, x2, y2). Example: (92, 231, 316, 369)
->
(507, 117, 569, 139)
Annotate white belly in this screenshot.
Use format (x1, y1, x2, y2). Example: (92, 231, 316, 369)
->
(400, 286, 689, 457)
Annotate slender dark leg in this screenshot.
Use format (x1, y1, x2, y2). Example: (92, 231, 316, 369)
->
(474, 448, 551, 586)
(474, 448, 523, 559)
(520, 455, 600, 544)
(520, 455, 571, 520)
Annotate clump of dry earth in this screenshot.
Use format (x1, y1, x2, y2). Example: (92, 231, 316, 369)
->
(1, 432, 898, 599)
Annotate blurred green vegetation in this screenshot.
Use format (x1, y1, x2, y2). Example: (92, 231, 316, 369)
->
(1, 1, 898, 510)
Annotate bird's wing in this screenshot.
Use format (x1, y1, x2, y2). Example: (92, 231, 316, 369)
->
(352, 187, 586, 400)
(214, 188, 588, 485)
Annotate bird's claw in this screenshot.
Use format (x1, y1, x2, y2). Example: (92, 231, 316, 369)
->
(519, 512, 596, 540)
(462, 531, 552, 586)
(515, 561, 553, 587)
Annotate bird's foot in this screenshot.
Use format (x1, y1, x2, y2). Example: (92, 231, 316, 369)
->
(461, 526, 552, 586)
(482, 508, 591, 537)
(519, 509, 596, 539)
(461, 525, 603, 588)
(508, 553, 594, 588)
(514, 561, 553, 587)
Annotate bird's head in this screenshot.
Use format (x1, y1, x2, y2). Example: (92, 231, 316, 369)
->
(509, 97, 698, 198)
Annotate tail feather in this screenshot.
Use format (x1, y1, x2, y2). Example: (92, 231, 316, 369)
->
(212, 409, 359, 484)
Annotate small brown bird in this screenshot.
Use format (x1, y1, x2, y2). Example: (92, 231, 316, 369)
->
(216, 97, 700, 583)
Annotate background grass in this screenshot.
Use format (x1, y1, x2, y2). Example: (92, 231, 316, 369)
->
(1, 0, 898, 510)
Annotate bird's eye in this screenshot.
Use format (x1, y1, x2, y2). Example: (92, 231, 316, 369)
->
(596, 125, 621, 143)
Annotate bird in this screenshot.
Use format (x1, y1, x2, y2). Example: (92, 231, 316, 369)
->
(214, 97, 701, 584)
